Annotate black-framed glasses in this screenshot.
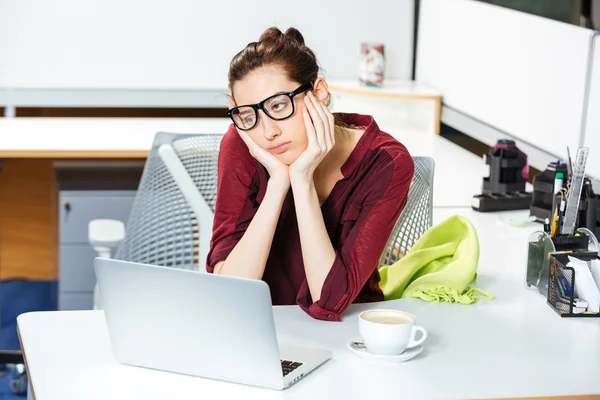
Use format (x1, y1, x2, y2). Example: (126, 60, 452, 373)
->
(227, 82, 312, 131)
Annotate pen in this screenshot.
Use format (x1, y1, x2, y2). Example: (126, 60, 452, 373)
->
(567, 147, 573, 178)
(554, 172, 565, 194)
(551, 206, 558, 237)
(557, 200, 565, 235)
(544, 217, 550, 234)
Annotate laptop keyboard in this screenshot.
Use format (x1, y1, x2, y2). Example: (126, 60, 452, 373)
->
(281, 360, 303, 376)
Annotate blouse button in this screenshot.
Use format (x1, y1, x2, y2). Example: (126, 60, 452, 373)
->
(327, 314, 334, 319)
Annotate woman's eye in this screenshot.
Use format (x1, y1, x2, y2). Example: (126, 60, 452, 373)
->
(272, 102, 286, 111)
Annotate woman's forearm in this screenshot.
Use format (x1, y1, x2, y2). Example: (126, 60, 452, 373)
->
(213, 179, 289, 279)
(291, 179, 337, 302)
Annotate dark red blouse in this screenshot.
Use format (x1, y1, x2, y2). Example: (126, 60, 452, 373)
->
(206, 113, 414, 321)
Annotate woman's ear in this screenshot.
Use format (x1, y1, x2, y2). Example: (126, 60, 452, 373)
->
(312, 78, 330, 105)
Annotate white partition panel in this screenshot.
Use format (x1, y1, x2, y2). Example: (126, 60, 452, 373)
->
(0, 0, 414, 90)
(416, 0, 594, 161)
(583, 33, 600, 181)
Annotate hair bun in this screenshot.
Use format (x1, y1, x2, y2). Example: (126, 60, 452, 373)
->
(229, 26, 318, 92)
(283, 28, 305, 45)
(258, 27, 284, 43)
(258, 27, 305, 46)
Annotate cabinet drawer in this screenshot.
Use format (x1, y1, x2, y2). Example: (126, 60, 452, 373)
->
(59, 191, 136, 243)
(59, 244, 99, 292)
(58, 292, 94, 311)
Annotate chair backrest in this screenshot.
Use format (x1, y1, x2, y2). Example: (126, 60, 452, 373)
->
(114, 132, 221, 270)
(378, 156, 435, 267)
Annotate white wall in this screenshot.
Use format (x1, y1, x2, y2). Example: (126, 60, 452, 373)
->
(0, 0, 414, 90)
(416, 0, 594, 162)
(583, 33, 600, 180)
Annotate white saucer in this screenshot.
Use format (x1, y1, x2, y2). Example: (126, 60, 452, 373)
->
(347, 337, 423, 363)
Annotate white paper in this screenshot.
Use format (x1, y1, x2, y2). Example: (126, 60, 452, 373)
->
(567, 256, 600, 313)
(589, 259, 600, 291)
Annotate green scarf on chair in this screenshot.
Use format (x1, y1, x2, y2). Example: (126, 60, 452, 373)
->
(379, 215, 493, 304)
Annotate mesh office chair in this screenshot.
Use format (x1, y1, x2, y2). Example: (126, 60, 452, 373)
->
(89, 132, 434, 308)
(112, 132, 220, 267)
(378, 156, 435, 267)
(88, 132, 222, 308)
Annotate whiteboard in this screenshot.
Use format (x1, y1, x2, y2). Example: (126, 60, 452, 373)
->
(0, 0, 414, 90)
(583, 33, 600, 180)
(415, 0, 594, 161)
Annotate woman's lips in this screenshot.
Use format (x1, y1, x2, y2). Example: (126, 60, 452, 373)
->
(268, 141, 291, 154)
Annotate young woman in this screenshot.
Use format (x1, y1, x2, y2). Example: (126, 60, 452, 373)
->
(206, 27, 415, 321)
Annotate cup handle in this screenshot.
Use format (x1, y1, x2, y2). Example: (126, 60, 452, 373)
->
(407, 325, 428, 348)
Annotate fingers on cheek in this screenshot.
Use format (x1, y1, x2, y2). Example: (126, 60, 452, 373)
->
(302, 106, 309, 119)
(303, 109, 314, 135)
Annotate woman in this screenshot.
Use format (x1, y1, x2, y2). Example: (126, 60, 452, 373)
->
(206, 27, 415, 321)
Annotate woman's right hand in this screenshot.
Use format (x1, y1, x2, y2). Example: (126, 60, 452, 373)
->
(238, 129, 290, 188)
(229, 100, 290, 188)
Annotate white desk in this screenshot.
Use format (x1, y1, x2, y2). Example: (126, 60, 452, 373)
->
(0, 118, 232, 158)
(389, 128, 488, 208)
(0, 118, 486, 207)
(18, 209, 600, 400)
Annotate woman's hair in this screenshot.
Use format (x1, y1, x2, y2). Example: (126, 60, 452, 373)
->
(228, 27, 348, 129)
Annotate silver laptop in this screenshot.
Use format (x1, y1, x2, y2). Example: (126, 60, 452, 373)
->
(94, 257, 331, 390)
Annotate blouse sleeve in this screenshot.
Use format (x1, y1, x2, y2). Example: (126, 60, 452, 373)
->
(206, 124, 259, 272)
(296, 147, 415, 321)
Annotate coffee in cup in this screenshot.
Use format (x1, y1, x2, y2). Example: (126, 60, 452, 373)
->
(358, 309, 427, 355)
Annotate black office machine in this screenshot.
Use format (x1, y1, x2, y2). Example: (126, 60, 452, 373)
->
(472, 139, 532, 212)
(576, 178, 600, 239)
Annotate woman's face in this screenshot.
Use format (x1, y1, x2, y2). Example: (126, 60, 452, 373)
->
(231, 65, 327, 165)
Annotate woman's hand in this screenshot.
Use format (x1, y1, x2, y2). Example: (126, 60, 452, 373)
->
(230, 99, 290, 189)
(289, 91, 336, 184)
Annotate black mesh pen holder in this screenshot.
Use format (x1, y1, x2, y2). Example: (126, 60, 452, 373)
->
(547, 252, 600, 317)
(526, 228, 599, 297)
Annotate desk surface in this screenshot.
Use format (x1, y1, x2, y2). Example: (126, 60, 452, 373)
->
(389, 127, 489, 207)
(17, 208, 600, 400)
(0, 118, 233, 158)
(0, 117, 449, 158)
(0, 118, 486, 207)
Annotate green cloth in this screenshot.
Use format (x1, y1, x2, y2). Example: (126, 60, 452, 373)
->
(379, 215, 493, 304)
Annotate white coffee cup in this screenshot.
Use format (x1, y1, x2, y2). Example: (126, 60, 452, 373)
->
(358, 309, 427, 355)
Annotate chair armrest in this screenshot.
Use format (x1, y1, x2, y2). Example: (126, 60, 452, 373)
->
(88, 219, 125, 258)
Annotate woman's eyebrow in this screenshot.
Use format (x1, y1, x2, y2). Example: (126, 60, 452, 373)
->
(262, 90, 289, 99)
(237, 89, 292, 106)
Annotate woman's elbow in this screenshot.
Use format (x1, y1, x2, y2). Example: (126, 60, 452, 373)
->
(212, 261, 225, 275)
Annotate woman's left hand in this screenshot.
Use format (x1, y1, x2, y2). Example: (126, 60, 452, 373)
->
(289, 91, 336, 183)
